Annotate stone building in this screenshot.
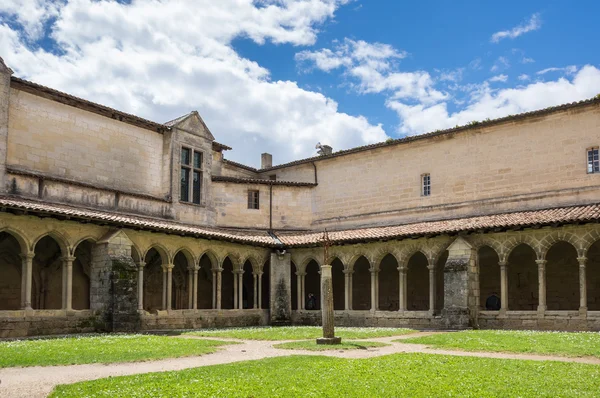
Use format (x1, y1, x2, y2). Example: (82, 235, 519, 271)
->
(0, 56, 599, 337)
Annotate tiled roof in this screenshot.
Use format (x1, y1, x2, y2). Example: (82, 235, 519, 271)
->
(276, 204, 600, 246)
(1, 196, 599, 247)
(260, 96, 600, 172)
(222, 159, 259, 173)
(212, 175, 317, 187)
(0, 196, 274, 246)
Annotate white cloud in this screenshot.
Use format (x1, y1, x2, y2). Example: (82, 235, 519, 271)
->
(0, 0, 64, 40)
(0, 0, 387, 167)
(488, 74, 508, 83)
(437, 68, 465, 82)
(537, 65, 578, 75)
(491, 13, 542, 43)
(388, 65, 600, 135)
(490, 56, 510, 72)
(518, 74, 530, 81)
(522, 57, 535, 64)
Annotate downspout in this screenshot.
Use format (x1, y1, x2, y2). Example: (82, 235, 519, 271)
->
(312, 161, 318, 184)
(269, 183, 273, 232)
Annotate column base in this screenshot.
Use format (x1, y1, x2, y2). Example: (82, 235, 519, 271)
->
(579, 307, 588, 318)
(316, 337, 342, 345)
(442, 307, 470, 329)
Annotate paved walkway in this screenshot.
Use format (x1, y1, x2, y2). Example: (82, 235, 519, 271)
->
(1, 332, 599, 398)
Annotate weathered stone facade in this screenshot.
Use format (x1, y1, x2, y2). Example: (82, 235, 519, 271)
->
(1, 57, 600, 337)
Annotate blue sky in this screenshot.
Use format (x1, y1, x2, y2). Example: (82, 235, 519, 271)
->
(1, 1, 599, 167)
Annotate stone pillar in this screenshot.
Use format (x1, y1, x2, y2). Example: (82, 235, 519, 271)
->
(253, 273, 258, 309)
(578, 256, 587, 316)
(162, 268, 167, 310)
(499, 261, 508, 316)
(212, 270, 217, 309)
(216, 268, 223, 310)
(343, 269, 351, 310)
(427, 263, 435, 315)
(20, 253, 34, 310)
(137, 262, 145, 311)
(536, 259, 546, 315)
(398, 264, 407, 312)
(187, 268, 194, 309)
(233, 270, 239, 309)
(62, 256, 75, 310)
(0, 57, 13, 193)
(192, 267, 199, 310)
(297, 272, 305, 310)
(238, 272, 243, 310)
(258, 272, 263, 309)
(270, 252, 292, 325)
(369, 267, 378, 312)
(442, 237, 474, 329)
(316, 265, 341, 344)
(166, 264, 174, 310)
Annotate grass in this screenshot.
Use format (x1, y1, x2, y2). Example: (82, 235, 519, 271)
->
(273, 340, 388, 351)
(184, 326, 414, 340)
(0, 334, 232, 367)
(50, 353, 600, 397)
(401, 330, 600, 358)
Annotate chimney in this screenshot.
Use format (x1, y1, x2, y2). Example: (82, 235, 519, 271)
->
(261, 153, 272, 169)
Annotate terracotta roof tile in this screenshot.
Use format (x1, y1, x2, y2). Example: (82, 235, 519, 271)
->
(212, 175, 317, 187)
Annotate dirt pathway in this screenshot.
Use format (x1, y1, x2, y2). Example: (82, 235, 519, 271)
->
(1, 332, 598, 398)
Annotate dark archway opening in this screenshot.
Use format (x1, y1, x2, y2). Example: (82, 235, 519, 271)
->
(407, 252, 428, 311)
(32, 236, 63, 310)
(143, 248, 163, 312)
(587, 240, 600, 311)
(331, 258, 345, 310)
(72, 240, 92, 310)
(261, 260, 270, 309)
(291, 261, 298, 310)
(0, 232, 22, 310)
(507, 244, 537, 311)
(478, 246, 500, 310)
(221, 257, 234, 309)
(352, 256, 371, 310)
(172, 252, 189, 310)
(379, 254, 399, 311)
(197, 254, 214, 309)
(242, 260, 254, 309)
(435, 251, 448, 312)
(305, 260, 320, 310)
(546, 241, 579, 310)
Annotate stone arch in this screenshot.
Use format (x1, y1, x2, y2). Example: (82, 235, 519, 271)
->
(300, 256, 321, 274)
(32, 235, 64, 310)
(539, 231, 585, 258)
(545, 240, 579, 310)
(371, 247, 399, 270)
(586, 239, 600, 310)
(406, 251, 429, 311)
(172, 251, 191, 310)
(0, 226, 29, 255)
(351, 255, 371, 311)
(172, 247, 197, 268)
(467, 235, 504, 260)
(507, 243, 538, 311)
(199, 250, 219, 270)
(72, 239, 93, 310)
(130, 244, 143, 264)
(143, 247, 165, 312)
(240, 255, 260, 274)
(197, 252, 215, 309)
(143, 244, 171, 267)
(504, 235, 542, 260)
(330, 257, 345, 310)
(580, 228, 600, 256)
(304, 259, 320, 310)
(221, 256, 235, 309)
(0, 231, 25, 310)
(378, 253, 399, 311)
(478, 245, 500, 310)
(32, 231, 69, 256)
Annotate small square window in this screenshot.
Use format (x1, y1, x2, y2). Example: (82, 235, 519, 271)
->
(587, 148, 599, 174)
(248, 190, 260, 209)
(421, 173, 431, 197)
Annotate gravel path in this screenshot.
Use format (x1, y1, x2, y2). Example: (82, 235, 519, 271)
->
(1, 332, 599, 398)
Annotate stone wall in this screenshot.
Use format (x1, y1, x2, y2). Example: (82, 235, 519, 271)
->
(291, 310, 445, 329)
(140, 309, 269, 330)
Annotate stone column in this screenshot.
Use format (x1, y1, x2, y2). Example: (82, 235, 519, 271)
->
(442, 237, 473, 329)
(316, 264, 341, 344)
(578, 256, 587, 316)
(137, 262, 145, 311)
(369, 267, 378, 312)
(258, 271, 263, 310)
(216, 268, 223, 310)
(253, 273, 258, 309)
(536, 259, 546, 315)
(212, 270, 217, 309)
(166, 264, 174, 310)
(192, 267, 199, 310)
(270, 252, 292, 325)
(62, 256, 75, 310)
(398, 264, 407, 312)
(20, 253, 34, 310)
(343, 269, 351, 310)
(297, 272, 305, 310)
(187, 268, 194, 309)
(233, 270, 239, 309)
(162, 267, 167, 310)
(499, 261, 508, 316)
(238, 272, 244, 310)
(427, 263, 435, 315)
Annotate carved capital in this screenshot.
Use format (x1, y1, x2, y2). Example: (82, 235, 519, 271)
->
(577, 256, 587, 267)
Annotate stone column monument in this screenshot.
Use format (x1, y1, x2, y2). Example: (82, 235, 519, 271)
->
(317, 230, 341, 345)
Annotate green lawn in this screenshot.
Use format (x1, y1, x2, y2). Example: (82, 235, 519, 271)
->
(0, 334, 231, 367)
(51, 354, 600, 397)
(401, 330, 600, 358)
(184, 326, 414, 340)
(273, 340, 388, 351)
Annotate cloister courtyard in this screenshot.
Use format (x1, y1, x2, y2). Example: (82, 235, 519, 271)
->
(1, 327, 599, 397)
